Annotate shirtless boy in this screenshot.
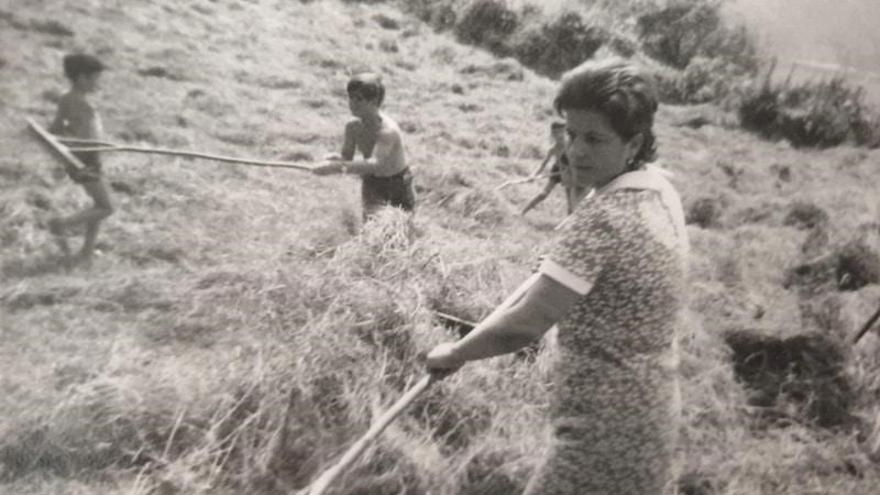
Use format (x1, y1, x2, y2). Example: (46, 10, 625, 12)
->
(311, 72, 414, 221)
(522, 121, 577, 216)
(47, 53, 114, 268)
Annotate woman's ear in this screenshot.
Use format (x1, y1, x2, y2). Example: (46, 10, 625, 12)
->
(625, 133, 644, 166)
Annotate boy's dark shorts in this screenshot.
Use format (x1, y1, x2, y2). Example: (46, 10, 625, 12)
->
(69, 151, 102, 184)
(548, 161, 562, 186)
(361, 167, 415, 214)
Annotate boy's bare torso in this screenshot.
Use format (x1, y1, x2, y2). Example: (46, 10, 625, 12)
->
(52, 91, 102, 139)
(344, 116, 406, 177)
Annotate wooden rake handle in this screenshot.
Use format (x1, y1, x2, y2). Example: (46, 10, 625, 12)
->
(64, 144, 313, 171)
(493, 172, 560, 191)
(28, 118, 312, 172)
(26, 117, 89, 171)
(853, 304, 880, 344)
(297, 373, 440, 495)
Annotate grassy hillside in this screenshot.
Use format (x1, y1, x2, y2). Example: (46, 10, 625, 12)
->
(2, 1, 880, 494)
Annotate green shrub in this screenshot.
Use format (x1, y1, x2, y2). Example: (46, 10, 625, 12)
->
(455, 0, 519, 56)
(686, 196, 723, 228)
(513, 10, 609, 78)
(837, 223, 880, 291)
(656, 55, 751, 104)
(637, 0, 758, 72)
(737, 65, 880, 148)
(783, 201, 829, 230)
(403, 0, 458, 31)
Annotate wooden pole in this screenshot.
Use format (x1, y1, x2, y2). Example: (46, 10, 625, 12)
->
(298, 374, 438, 495)
(852, 304, 880, 344)
(26, 117, 88, 172)
(55, 136, 117, 147)
(494, 172, 559, 191)
(62, 145, 313, 171)
(28, 119, 313, 172)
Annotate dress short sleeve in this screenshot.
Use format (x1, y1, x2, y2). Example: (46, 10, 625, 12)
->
(540, 200, 615, 295)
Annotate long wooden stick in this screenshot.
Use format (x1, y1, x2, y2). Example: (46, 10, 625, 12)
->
(494, 172, 559, 191)
(55, 136, 117, 147)
(30, 120, 313, 171)
(26, 117, 88, 171)
(64, 144, 313, 171)
(298, 374, 438, 495)
(853, 304, 880, 344)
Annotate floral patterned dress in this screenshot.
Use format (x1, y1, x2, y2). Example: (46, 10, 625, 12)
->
(525, 166, 689, 495)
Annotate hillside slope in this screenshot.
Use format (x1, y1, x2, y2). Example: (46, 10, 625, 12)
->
(2, 1, 880, 494)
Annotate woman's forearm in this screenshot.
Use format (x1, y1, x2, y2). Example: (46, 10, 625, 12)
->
(450, 301, 549, 362)
(435, 274, 578, 366)
(452, 326, 538, 361)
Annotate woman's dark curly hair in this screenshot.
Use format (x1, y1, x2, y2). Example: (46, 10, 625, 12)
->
(554, 58, 659, 169)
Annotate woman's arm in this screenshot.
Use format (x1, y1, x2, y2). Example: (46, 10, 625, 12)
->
(426, 274, 585, 369)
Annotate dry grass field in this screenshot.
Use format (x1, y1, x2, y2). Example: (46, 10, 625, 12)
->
(2, 1, 880, 494)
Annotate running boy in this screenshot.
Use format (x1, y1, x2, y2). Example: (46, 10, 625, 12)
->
(521, 121, 575, 216)
(311, 72, 415, 221)
(47, 53, 113, 268)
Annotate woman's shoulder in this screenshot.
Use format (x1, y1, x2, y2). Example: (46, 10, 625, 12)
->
(567, 189, 649, 232)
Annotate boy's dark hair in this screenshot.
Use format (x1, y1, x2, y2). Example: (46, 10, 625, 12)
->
(554, 57, 658, 168)
(63, 53, 105, 80)
(347, 72, 385, 105)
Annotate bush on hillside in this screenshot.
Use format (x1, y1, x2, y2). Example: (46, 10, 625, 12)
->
(738, 65, 880, 148)
(783, 254, 838, 295)
(637, 0, 758, 72)
(636, 0, 759, 103)
(655, 55, 751, 104)
(405, 0, 458, 31)
(724, 330, 855, 429)
(512, 10, 610, 78)
(686, 196, 723, 228)
(837, 224, 880, 291)
(454, 0, 519, 56)
(783, 202, 829, 230)
(784, 225, 880, 293)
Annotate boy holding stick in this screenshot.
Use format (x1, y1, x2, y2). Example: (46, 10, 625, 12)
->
(311, 72, 415, 221)
(47, 53, 113, 268)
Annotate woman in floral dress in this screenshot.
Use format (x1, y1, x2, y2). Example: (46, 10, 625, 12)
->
(427, 58, 689, 494)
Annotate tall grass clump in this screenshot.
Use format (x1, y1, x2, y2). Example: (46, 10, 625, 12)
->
(738, 63, 880, 148)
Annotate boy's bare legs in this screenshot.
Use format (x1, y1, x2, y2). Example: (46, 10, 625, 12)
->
(521, 191, 549, 216)
(50, 179, 113, 267)
(47, 217, 71, 257)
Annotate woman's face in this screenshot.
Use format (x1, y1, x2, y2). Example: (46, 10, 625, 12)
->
(563, 108, 642, 190)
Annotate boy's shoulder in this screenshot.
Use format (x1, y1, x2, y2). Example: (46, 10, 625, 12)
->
(379, 113, 402, 135)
